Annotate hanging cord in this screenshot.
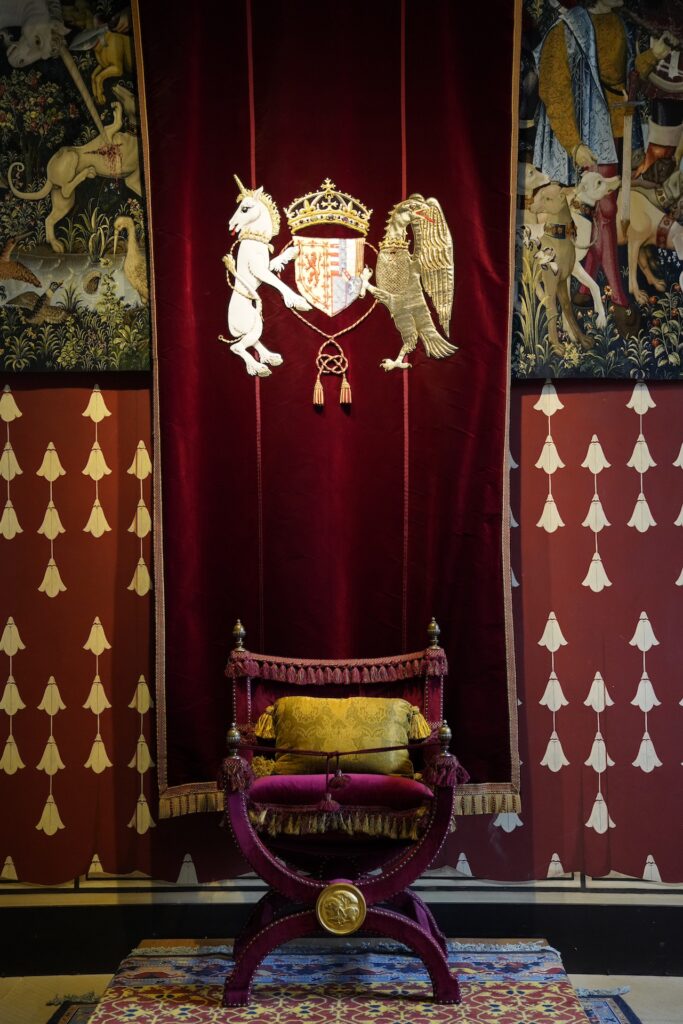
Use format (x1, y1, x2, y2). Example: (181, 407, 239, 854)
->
(245, 0, 265, 648)
(400, 0, 409, 649)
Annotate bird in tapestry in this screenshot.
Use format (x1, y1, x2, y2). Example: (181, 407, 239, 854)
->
(114, 216, 149, 305)
(0, 237, 40, 286)
(7, 281, 69, 325)
(360, 194, 457, 371)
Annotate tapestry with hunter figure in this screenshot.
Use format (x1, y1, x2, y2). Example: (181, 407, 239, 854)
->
(514, 0, 683, 380)
(0, 0, 150, 372)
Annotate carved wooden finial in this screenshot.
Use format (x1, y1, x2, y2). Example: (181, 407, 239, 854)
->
(232, 619, 246, 651)
(427, 617, 440, 649)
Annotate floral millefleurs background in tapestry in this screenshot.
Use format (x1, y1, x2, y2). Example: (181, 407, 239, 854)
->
(514, 0, 683, 379)
(0, 378, 681, 885)
(0, 1, 150, 372)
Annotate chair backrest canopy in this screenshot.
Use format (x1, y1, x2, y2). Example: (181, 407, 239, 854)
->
(225, 620, 448, 732)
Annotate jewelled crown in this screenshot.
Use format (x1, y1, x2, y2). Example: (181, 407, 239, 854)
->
(285, 179, 372, 236)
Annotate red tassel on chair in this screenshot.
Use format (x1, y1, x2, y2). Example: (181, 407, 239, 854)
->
(424, 753, 470, 789)
(316, 790, 341, 813)
(220, 756, 253, 794)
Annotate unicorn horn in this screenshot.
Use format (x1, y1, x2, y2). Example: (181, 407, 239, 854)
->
(234, 174, 248, 196)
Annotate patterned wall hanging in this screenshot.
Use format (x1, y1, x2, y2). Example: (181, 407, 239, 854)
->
(675, 442, 683, 586)
(547, 852, 568, 879)
(82, 385, 111, 538)
(128, 674, 154, 834)
(83, 617, 112, 774)
(581, 436, 611, 592)
(36, 676, 66, 836)
(538, 611, 569, 774)
(0, 617, 25, 776)
(534, 382, 565, 533)
(127, 441, 151, 596)
(629, 612, 662, 774)
(626, 383, 657, 532)
(643, 854, 661, 882)
(584, 671, 615, 835)
(36, 441, 66, 597)
(0, 0, 150, 371)
(509, 448, 520, 589)
(0, 386, 22, 539)
(513, 0, 683, 380)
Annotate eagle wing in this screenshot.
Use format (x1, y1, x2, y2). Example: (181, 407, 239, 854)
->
(410, 196, 454, 336)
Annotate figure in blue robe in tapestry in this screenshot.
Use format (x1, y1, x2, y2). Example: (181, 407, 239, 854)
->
(533, 0, 670, 335)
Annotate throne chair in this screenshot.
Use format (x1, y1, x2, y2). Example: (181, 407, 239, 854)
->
(220, 617, 468, 1007)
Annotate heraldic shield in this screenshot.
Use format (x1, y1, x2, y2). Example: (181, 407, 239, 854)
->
(294, 236, 365, 317)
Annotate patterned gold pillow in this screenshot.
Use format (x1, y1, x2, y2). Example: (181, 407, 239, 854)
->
(267, 695, 419, 777)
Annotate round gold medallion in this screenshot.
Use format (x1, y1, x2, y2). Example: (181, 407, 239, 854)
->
(315, 882, 367, 935)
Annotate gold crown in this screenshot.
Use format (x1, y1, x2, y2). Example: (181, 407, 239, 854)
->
(285, 179, 372, 236)
(234, 174, 281, 235)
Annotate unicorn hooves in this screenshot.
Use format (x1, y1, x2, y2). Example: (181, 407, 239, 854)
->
(250, 363, 272, 377)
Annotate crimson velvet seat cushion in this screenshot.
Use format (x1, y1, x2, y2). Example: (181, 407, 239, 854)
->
(246, 773, 435, 839)
(250, 773, 434, 809)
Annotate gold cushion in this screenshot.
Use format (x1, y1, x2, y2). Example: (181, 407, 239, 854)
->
(271, 696, 415, 777)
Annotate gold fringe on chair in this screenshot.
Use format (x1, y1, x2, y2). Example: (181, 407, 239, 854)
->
(253, 705, 275, 739)
(248, 803, 429, 841)
(159, 789, 223, 819)
(454, 789, 521, 816)
(251, 755, 277, 777)
(157, 781, 521, 821)
(409, 706, 432, 740)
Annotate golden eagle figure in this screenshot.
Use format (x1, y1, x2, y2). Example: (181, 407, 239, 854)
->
(361, 194, 456, 371)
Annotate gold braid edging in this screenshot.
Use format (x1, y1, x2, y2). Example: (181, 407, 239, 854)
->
(158, 782, 521, 820)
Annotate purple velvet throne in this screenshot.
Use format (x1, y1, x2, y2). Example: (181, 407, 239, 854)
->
(219, 618, 468, 1007)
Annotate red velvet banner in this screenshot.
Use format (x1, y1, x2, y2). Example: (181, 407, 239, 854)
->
(138, 0, 520, 834)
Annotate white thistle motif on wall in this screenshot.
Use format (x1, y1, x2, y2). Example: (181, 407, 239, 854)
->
(0, 386, 22, 540)
(127, 441, 152, 597)
(626, 383, 657, 534)
(538, 611, 569, 773)
(629, 613, 662, 774)
(82, 386, 112, 538)
(584, 672, 615, 835)
(581, 435, 611, 593)
(534, 382, 565, 533)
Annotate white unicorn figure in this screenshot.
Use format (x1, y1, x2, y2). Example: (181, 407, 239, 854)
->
(219, 175, 310, 376)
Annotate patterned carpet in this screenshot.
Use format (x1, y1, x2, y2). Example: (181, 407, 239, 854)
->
(46, 941, 643, 1024)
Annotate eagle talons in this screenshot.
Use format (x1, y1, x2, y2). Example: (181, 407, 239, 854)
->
(380, 357, 412, 371)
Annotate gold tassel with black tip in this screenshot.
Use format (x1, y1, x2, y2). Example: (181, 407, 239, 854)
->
(339, 374, 352, 405)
